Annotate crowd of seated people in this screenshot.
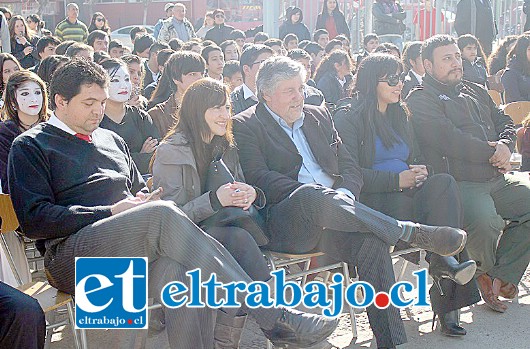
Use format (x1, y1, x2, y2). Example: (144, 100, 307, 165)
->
(1, 2, 530, 349)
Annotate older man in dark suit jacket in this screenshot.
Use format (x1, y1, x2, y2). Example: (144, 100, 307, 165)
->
(232, 56, 468, 349)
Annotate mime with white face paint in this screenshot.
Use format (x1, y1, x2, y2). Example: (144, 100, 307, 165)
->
(98, 59, 160, 174)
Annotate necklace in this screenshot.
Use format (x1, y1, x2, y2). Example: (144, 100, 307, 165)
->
(19, 118, 40, 131)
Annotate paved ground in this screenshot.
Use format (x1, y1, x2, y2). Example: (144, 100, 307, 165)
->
(49, 258, 530, 349)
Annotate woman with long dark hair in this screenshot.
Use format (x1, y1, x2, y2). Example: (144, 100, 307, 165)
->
(152, 78, 270, 349)
(0, 71, 48, 193)
(0, 53, 21, 105)
(501, 34, 530, 103)
(334, 53, 480, 338)
(26, 14, 45, 37)
(488, 35, 518, 76)
(88, 12, 111, 34)
(98, 58, 160, 174)
(315, 0, 350, 40)
(8, 15, 38, 69)
(314, 49, 353, 106)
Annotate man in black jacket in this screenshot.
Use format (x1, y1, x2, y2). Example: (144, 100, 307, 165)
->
(233, 56, 468, 349)
(7, 59, 340, 349)
(407, 35, 530, 313)
(204, 9, 235, 46)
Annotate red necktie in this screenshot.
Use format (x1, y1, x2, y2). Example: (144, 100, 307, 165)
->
(75, 133, 92, 143)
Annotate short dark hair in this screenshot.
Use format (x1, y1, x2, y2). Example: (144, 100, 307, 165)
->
(223, 60, 240, 78)
(149, 41, 170, 56)
(36, 36, 61, 56)
(283, 33, 298, 47)
(363, 33, 378, 46)
(298, 40, 311, 49)
(93, 51, 111, 64)
(421, 34, 457, 63)
(37, 55, 70, 85)
(313, 29, 328, 42)
(49, 58, 109, 109)
(253, 32, 269, 43)
(87, 30, 109, 47)
(239, 44, 273, 79)
(201, 45, 222, 63)
(168, 38, 183, 51)
(325, 39, 343, 54)
(304, 42, 324, 57)
(130, 26, 147, 41)
(264, 38, 282, 48)
(374, 42, 401, 58)
(134, 34, 156, 54)
(108, 39, 124, 52)
(55, 40, 76, 55)
(157, 48, 174, 68)
(229, 29, 246, 40)
(65, 43, 93, 58)
(402, 41, 422, 71)
(287, 48, 311, 61)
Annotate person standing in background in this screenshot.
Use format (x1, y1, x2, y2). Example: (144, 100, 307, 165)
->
(315, 0, 350, 40)
(454, 0, 497, 56)
(0, 12, 10, 53)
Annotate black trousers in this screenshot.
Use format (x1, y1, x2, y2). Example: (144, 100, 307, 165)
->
(206, 226, 271, 282)
(0, 281, 45, 349)
(265, 184, 407, 348)
(362, 174, 480, 315)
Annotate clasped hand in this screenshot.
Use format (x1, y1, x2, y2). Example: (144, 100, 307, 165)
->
(488, 141, 512, 173)
(399, 165, 428, 189)
(216, 182, 256, 210)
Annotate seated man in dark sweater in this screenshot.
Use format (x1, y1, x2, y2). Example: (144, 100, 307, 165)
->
(7, 59, 338, 349)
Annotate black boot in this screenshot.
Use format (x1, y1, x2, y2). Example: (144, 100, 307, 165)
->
(429, 255, 477, 295)
(436, 310, 466, 337)
(214, 311, 247, 349)
(408, 224, 467, 257)
(261, 308, 338, 348)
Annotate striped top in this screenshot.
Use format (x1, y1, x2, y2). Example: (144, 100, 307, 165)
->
(54, 18, 88, 43)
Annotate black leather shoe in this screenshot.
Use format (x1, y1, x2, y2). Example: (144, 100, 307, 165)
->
(429, 255, 477, 293)
(261, 308, 339, 348)
(438, 310, 466, 337)
(409, 224, 466, 257)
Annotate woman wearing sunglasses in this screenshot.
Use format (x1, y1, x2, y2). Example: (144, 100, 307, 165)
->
(334, 53, 480, 338)
(88, 12, 111, 34)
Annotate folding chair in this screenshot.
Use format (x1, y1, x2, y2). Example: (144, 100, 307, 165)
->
(504, 101, 530, 125)
(261, 249, 357, 349)
(0, 194, 87, 349)
(488, 89, 503, 106)
(262, 245, 424, 348)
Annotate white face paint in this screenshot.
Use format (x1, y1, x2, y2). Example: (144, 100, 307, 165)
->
(16, 81, 43, 117)
(108, 66, 132, 103)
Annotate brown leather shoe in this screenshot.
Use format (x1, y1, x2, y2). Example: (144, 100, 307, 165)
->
(476, 274, 507, 313)
(493, 278, 518, 300)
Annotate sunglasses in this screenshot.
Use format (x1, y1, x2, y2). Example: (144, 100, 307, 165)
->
(96, 18, 104, 22)
(215, 14, 225, 18)
(378, 73, 404, 87)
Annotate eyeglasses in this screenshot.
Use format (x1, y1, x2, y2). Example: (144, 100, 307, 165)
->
(96, 18, 104, 22)
(378, 73, 404, 87)
(251, 59, 267, 67)
(215, 14, 225, 18)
